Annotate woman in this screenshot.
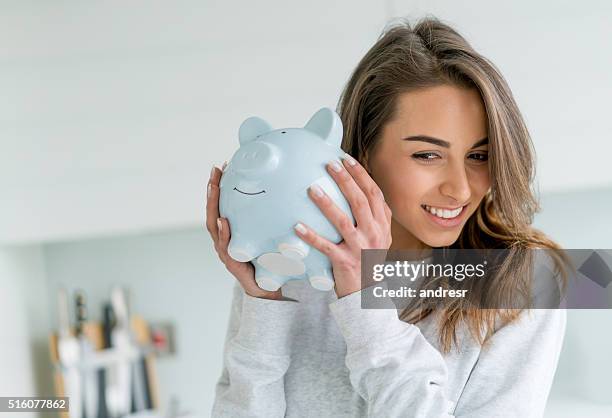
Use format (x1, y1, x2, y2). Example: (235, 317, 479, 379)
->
(207, 17, 567, 417)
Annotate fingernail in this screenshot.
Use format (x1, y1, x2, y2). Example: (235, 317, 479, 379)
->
(207, 183, 212, 199)
(294, 222, 307, 234)
(343, 153, 357, 166)
(329, 160, 342, 172)
(309, 184, 325, 198)
(217, 218, 222, 231)
(210, 166, 216, 178)
(221, 161, 228, 171)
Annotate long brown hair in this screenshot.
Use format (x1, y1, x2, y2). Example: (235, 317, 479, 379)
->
(337, 17, 569, 353)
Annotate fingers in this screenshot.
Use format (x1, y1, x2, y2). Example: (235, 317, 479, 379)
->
(293, 221, 342, 260)
(338, 153, 388, 223)
(217, 217, 279, 299)
(215, 217, 232, 264)
(216, 215, 246, 274)
(324, 158, 373, 227)
(308, 184, 359, 247)
(205, 164, 223, 242)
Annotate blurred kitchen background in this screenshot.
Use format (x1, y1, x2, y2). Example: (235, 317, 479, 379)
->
(1, 1, 611, 417)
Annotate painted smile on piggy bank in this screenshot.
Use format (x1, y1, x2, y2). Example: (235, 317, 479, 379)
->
(233, 187, 266, 196)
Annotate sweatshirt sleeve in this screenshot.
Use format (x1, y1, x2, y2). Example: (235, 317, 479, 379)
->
(211, 281, 300, 418)
(329, 281, 566, 418)
(452, 308, 566, 417)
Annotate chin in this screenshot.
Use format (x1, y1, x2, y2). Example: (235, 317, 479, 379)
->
(418, 229, 462, 248)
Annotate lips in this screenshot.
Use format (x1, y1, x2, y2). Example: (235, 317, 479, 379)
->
(233, 187, 265, 195)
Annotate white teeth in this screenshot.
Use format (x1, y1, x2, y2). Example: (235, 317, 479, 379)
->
(423, 205, 463, 219)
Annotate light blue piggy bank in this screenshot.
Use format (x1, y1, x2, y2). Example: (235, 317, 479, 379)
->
(219, 108, 355, 292)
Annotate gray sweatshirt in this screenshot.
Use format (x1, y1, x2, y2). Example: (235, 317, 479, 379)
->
(211, 278, 566, 417)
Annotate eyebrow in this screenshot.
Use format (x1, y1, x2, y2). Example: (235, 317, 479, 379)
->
(402, 135, 488, 149)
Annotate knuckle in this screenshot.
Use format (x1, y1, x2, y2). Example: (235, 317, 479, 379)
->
(366, 186, 380, 199)
(336, 172, 351, 185)
(321, 241, 334, 255)
(218, 251, 229, 265)
(370, 227, 385, 247)
(337, 216, 353, 231)
(352, 196, 368, 212)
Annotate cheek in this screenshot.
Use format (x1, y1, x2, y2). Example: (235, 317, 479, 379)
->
(385, 167, 433, 210)
(468, 166, 491, 199)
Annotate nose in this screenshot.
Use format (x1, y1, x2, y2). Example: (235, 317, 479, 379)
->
(439, 161, 471, 206)
(232, 142, 280, 175)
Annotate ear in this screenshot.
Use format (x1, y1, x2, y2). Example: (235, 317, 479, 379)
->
(303, 107, 343, 147)
(239, 116, 272, 145)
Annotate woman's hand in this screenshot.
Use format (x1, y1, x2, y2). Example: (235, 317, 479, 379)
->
(206, 163, 284, 300)
(293, 154, 393, 298)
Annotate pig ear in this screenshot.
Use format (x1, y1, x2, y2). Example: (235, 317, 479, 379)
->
(239, 116, 272, 145)
(303, 107, 343, 147)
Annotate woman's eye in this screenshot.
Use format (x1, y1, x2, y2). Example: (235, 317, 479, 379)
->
(468, 152, 488, 162)
(412, 152, 440, 162)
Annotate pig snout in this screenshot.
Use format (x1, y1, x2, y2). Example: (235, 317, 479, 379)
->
(232, 142, 280, 174)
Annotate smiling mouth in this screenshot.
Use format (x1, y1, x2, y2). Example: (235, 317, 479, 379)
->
(420, 204, 468, 220)
(233, 187, 266, 195)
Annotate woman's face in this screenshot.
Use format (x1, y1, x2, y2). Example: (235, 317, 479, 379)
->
(367, 84, 490, 250)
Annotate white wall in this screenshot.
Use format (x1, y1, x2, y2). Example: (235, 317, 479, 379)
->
(0, 0, 386, 244)
(1, 0, 611, 244)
